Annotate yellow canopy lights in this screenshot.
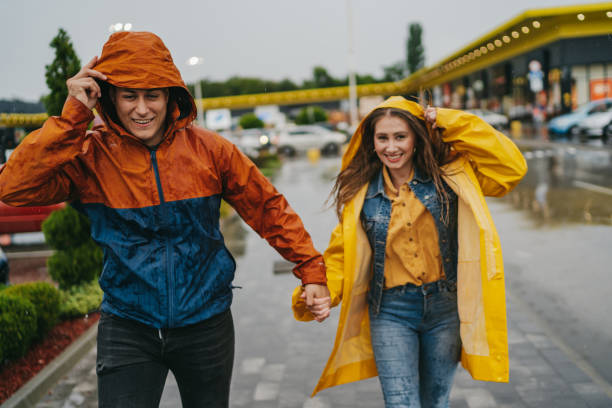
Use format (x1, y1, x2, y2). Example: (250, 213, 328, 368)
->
(408, 3, 612, 92)
(0, 112, 48, 128)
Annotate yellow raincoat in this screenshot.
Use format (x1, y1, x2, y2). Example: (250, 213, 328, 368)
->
(292, 96, 527, 396)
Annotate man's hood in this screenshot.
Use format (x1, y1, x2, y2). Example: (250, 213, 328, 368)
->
(341, 96, 425, 170)
(93, 31, 196, 133)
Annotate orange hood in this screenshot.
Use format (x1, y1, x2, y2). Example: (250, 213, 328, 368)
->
(93, 31, 196, 133)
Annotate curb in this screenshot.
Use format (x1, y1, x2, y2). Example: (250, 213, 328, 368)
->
(1, 322, 98, 408)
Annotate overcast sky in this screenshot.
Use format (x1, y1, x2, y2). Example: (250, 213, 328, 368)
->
(0, 0, 599, 101)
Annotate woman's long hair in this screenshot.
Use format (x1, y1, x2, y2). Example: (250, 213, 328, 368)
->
(330, 107, 458, 222)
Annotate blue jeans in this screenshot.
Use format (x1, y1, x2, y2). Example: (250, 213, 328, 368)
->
(96, 309, 234, 408)
(369, 281, 461, 408)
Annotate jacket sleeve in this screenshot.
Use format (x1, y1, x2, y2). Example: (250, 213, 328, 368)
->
(292, 221, 345, 321)
(0, 97, 92, 206)
(436, 108, 527, 197)
(219, 139, 326, 285)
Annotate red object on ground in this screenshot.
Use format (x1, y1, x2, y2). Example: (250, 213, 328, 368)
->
(0, 312, 100, 404)
(0, 201, 65, 234)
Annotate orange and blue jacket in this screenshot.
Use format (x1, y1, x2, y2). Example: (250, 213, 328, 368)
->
(0, 32, 326, 328)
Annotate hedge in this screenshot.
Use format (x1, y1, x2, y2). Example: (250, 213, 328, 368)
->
(47, 241, 103, 289)
(3, 282, 61, 340)
(0, 293, 37, 362)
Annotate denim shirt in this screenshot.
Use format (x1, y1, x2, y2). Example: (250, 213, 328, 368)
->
(361, 167, 458, 315)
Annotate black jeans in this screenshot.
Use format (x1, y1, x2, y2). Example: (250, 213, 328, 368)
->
(96, 309, 234, 408)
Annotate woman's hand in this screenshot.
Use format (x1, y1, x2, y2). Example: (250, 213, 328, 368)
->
(66, 56, 108, 110)
(301, 284, 331, 322)
(425, 106, 438, 130)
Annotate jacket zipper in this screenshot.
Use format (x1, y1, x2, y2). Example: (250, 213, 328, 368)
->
(150, 150, 175, 328)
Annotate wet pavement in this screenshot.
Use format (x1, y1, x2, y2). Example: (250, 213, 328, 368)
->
(29, 152, 612, 407)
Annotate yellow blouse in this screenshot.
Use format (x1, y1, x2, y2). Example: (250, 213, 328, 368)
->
(382, 166, 444, 288)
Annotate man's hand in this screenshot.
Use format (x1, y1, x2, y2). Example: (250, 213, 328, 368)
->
(300, 284, 331, 322)
(66, 56, 108, 110)
(425, 106, 438, 130)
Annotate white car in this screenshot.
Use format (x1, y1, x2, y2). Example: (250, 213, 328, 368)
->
(273, 125, 347, 156)
(466, 109, 509, 129)
(229, 128, 273, 157)
(576, 107, 612, 144)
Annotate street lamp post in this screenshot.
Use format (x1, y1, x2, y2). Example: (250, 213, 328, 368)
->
(346, 0, 358, 128)
(186, 56, 205, 127)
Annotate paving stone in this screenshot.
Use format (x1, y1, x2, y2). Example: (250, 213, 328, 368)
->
(241, 357, 267, 374)
(540, 347, 573, 364)
(545, 397, 590, 408)
(253, 382, 280, 401)
(553, 362, 593, 383)
(302, 396, 331, 408)
(525, 333, 556, 349)
(262, 363, 286, 382)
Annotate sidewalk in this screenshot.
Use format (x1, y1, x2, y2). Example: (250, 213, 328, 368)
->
(28, 284, 612, 408)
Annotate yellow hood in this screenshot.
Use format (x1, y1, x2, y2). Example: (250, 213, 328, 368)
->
(341, 96, 425, 171)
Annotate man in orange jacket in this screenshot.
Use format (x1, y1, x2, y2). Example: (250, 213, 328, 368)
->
(0, 32, 330, 407)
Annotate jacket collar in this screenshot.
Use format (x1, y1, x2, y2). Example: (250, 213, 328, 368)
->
(365, 165, 432, 199)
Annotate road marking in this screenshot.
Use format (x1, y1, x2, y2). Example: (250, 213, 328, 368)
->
(573, 180, 612, 196)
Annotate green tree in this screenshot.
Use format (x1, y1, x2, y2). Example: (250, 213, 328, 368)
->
(239, 113, 264, 129)
(312, 66, 337, 88)
(295, 106, 327, 125)
(406, 23, 425, 74)
(383, 61, 406, 81)
(42, 28, 81, 116)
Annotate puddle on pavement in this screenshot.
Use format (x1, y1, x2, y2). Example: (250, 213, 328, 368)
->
(504, 146, 612, 226)
(221, 213, 248, 257)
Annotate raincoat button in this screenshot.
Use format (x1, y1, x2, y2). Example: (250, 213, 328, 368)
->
(407, 222, 412, 226)
(445, 258, 451, 262)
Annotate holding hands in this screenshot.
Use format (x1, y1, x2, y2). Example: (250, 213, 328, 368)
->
(301, 284, 331, 322)
(66, 56, 107, 109)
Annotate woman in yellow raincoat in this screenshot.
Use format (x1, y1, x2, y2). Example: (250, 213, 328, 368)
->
(293, 96, 527, 407)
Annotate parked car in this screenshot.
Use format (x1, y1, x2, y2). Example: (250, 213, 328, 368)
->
(466, 109, 509, 129)
(0, 201, 65, 235)
(230, 128, 273, 157)
(0, 245, 8, 284)
(575, 106, 612, 144)
(548, 98, 612, 139)
(273, 125, 347, 156)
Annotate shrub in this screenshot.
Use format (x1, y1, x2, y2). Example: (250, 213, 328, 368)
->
(47, 241, 103, 289)
(42, 205, 91, 251)
(295, 106, 327, 125)
(3, 282, 61, 339)
(0, 293, 37, 362)
(239, 113, 264, 129)
(59, 279, 103, 319)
